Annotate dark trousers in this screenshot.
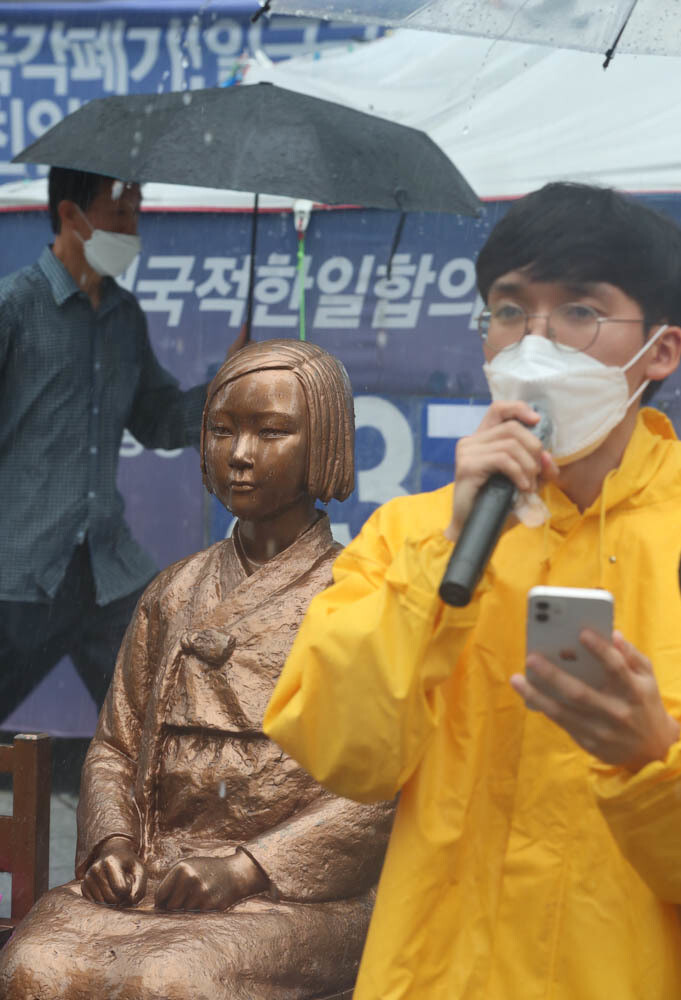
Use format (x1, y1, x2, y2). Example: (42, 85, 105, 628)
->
(0, 544, 145, 720)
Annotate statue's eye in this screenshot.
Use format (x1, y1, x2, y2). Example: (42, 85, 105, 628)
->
(209, 424, 232, 436)
(260, 427, 288, 439)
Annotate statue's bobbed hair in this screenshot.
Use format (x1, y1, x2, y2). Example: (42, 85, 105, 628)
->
(201, 339, 355, 504)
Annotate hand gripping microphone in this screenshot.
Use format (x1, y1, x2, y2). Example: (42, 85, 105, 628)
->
(438, 404, 554, 607)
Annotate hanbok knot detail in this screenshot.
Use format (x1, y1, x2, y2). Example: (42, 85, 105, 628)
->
(180, 628, 236, 668)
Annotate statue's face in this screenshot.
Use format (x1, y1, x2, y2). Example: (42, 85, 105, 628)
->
(204, 369, 309, 521)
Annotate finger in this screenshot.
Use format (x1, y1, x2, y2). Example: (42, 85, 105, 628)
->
(84, 868, 120, 906)
(524, 654, 607, 715)
(611, 630, 655, 676)
(157, 870, 195, 911)
(81, 873, 105, 904)
(127, 863, 147, 905)
(578, 629, 636, 689)
(154, 870, 177, 909)
(102, 856, 131, 900)
(458, 441, 544, 493)
(462, 419, 546, 461)
(510, 671, 566, 720)
(479, 400, 541, 431)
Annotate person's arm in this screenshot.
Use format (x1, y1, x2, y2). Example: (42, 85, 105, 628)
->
(126, 315, 207, 452)
(126, 313, 249, 452)
(589, 738, 681, 903)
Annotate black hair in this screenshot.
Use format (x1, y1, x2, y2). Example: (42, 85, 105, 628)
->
(48, 167, 111, 234)
(476, 182, 681, 402)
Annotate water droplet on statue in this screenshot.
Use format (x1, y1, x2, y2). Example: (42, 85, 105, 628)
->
(133, 131, 142, 143)
(182, 92, 193, 106)
(218, 781, 226, 799)
(204, 131, 214, 144)
(111, 180, 124, 200)
(130, 146, 139, 158)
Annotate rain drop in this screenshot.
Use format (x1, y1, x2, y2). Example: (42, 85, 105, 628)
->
(111, 180, 124, 201)
(133, 131, 142, 143)
(182, 92, 193, 106)
(376, 330, 388, 349)
(181, 56, 189, 69)
(130, 146, 139, 158)
(204, 131, 214, 144)
(144, 102, 154, 115)
(462, 125, 470, 135)
(218, 781, 226, 799)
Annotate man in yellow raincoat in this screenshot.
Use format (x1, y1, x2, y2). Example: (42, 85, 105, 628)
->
(264, 183, 681, 999)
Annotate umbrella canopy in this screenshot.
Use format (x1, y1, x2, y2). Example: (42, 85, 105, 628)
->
(268, 0, 679, 61)
(13, 82, 481, 217)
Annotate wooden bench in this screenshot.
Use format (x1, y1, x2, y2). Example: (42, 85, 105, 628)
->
(0, 733, 51, 947)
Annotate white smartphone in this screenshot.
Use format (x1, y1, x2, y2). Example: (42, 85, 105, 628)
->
(526, 586, 614, 697)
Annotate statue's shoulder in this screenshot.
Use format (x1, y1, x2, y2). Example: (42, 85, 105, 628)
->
(142, 541, 229, 609)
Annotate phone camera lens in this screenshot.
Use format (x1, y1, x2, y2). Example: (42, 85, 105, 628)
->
(536, 601, 549, 611)
(535, 612, 549, 622)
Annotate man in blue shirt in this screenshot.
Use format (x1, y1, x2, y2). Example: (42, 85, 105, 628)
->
(0, 167, 209, 715)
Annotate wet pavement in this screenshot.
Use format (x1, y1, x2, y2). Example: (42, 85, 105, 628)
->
(0, 790, 78, 919)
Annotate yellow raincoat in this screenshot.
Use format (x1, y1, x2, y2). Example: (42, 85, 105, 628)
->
(265, 408, 681, 1000)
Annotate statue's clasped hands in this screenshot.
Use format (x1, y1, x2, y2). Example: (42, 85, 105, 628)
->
(82, 837, 268, 911)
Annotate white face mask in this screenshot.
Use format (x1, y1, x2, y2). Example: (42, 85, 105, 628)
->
(483, 326, 667, 464)
(77, 210, 141, 278)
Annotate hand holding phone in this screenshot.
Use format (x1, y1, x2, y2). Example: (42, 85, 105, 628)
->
(526, 586, 614, 698)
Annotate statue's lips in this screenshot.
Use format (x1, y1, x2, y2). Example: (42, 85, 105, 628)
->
(229, 481, 257, 492)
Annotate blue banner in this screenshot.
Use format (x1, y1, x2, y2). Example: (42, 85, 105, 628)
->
(0, 2, 382, 182)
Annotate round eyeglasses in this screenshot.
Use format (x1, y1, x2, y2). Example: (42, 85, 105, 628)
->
(476, 303, 645, 353)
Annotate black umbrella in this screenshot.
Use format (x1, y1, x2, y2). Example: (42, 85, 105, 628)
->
(15, 82, 482, 336)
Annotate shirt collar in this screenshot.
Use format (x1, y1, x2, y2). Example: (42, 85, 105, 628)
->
(37, 245, 124, 311)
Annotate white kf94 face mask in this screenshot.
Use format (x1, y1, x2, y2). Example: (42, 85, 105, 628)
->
(77, 209, 141, 278)
(483, 326, 667, 464)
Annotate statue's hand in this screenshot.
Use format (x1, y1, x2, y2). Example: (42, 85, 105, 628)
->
(154, 850, 269, 912)
(81, 836, 147, 907)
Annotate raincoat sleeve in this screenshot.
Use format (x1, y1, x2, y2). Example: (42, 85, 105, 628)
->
(589, 738, 681, 903)
(75, 581, 159, 877)
(264, 490, 489, 803)
(126, 305, 207, 451)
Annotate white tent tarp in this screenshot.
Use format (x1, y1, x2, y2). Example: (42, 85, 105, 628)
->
(244, 30, 681, 198)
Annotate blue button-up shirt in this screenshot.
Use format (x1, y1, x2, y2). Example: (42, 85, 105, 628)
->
(0, 246, 207, 605)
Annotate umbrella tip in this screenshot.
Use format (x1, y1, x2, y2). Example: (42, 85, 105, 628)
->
(251, 0, 271, 23)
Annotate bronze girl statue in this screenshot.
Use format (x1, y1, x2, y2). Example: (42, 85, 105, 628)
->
(0, 340, 393, 1000)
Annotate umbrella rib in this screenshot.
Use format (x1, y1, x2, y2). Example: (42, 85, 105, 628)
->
(603, 0, 639, 68)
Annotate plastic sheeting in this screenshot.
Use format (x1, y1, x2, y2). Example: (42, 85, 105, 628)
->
(269, 1, 681, 58)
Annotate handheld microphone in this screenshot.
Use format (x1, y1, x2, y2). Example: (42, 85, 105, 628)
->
(438, 404, 554, 607)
